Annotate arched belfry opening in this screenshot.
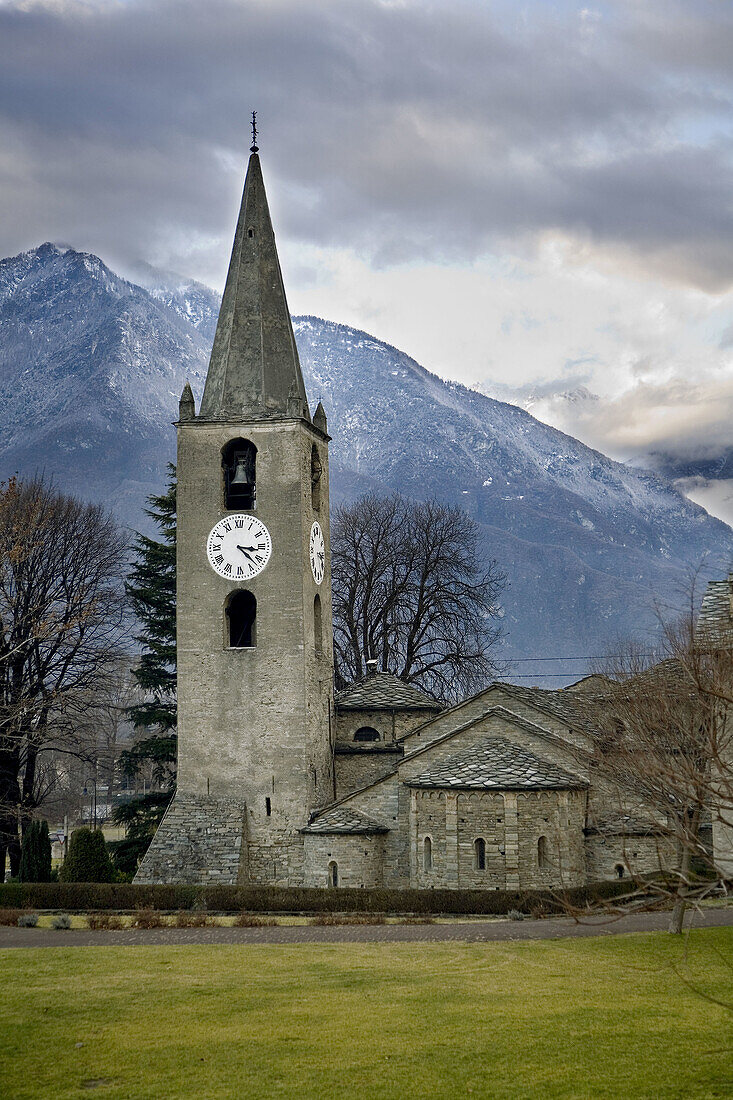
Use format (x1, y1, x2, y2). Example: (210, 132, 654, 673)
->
(311, 444, 322, 511)
(227, 590, 257, 648)
(314, 594, 323, 656)
(222, 439, 256, 510)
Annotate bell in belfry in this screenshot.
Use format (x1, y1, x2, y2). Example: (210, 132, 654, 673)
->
(224, 442, 257, 509)
(230, 458, 249, 487)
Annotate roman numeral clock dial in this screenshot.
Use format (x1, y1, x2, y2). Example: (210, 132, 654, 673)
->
(206, 515, 272, 580)
(310, 521, 325, 585)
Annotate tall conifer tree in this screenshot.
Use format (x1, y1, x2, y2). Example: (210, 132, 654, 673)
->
(111, 466, 177, 872)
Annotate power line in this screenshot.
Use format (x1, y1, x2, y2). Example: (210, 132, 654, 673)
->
(507, 653, 657, 663)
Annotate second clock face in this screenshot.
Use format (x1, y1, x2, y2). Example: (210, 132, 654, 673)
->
(310, 521, 325, 584)
(207, 514, 272, 580)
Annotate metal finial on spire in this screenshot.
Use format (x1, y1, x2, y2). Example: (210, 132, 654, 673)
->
(250, 111, 259, 154)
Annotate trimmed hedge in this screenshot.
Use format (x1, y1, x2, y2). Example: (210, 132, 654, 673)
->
(0, 879, 632, 915)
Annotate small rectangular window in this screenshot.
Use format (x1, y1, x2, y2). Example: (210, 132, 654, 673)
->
(265, 797, 271, 817)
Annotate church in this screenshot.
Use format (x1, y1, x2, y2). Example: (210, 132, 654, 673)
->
(136, 144, 672, 891)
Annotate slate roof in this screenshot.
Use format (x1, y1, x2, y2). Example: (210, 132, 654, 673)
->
(486, 682, 603, 736)
(404, 736, 587, 791)
(697, 575, 733, 647)
(336, 672, 440, 711)
(301, 807, 390, 835)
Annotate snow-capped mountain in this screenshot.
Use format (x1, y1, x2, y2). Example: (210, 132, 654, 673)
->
(2, 244, 732, 680)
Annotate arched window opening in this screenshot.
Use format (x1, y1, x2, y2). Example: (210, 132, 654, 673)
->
(537, 835, 550, 870)
(314, 594, 323, 656)
(227, 590, 256, 648)
(474, 837, 486, 871)
(247, 227, 254, 238)
(615, 863, 625, 879)
(328, 860, 338, 888)
(222, 438, 257, 510)
(423, 836, 433, 872)
(353, 726, 380, 743)
(311, 444, 322, 511)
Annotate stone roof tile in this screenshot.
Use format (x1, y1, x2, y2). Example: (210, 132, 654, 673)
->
(404, 736, 587, 791)
(301, 807, 389, 835)
(336, 672, 440, 711)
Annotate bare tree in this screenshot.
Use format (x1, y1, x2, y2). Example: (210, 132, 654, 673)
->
(579, 647, 721, 933)
(331, 493, 506, 702)
(0, 477, 128, 877)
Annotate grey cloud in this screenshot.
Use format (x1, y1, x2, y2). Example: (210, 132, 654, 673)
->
(528, 374, 733, 468)
(0, 0, 732, 288)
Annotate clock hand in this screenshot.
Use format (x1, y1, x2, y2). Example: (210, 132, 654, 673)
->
(236, 544, 258, 555)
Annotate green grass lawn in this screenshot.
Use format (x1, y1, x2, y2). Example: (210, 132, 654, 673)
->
(2, 930, 732, 1099)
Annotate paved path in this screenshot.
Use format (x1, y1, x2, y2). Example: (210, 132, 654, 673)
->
(2, 907, 732, 949)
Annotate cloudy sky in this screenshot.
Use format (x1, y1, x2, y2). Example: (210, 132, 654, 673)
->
(2, 0, 733, 503)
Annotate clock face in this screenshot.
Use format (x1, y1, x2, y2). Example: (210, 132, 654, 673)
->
(310, 521, 325, 585)
(206, 515, 272, 580)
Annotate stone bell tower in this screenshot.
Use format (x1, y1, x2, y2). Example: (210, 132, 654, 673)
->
(136, 138, 334, 886)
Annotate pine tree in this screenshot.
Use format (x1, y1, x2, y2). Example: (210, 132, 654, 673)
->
(112, 466, 177, 872)
(18, 820, 52, 882)
(59, 827, 114, 882)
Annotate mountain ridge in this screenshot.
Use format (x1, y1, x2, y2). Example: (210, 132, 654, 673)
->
(1, 243, 731, 681)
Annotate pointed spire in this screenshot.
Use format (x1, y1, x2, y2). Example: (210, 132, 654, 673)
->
(179, 381, 195, 420)
(313, 400, 328, 434)
(199, 149, 310, 422)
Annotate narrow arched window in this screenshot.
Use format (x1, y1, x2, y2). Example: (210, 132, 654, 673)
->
(311, 444, 322, 511)
(537, 835, 549, 870)
(222, 438, 256, 510)
(423, 836, 432, 872)
(227, 590, 256, 648)
(474, 837, 486, 871)
(615, 863, 625, 879)
(328, 860, 338, 888)
(314, 594, 322, 656)
(353, 726, 380, 743)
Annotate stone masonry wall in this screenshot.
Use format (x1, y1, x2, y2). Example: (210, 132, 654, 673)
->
(516, 789, 586, 887)
(134, 793, 246, 885)
(302, 834, 386, 888)
(408, 787, 585, 890)
(585, 833, 677, 882)
(334, 746, 402, 799)
(336, 707, 436, 744)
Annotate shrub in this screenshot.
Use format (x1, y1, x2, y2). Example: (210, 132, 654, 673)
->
(17, 913, 38, 928)
(59, 828, 115, 883)
(174, 911, 211, 928)
(131, 908, 165, 929)
(87, 913, 124, 930)
(507, 909, 526, 921)
(19, 821, 53, 882)
(311, 912, 387, 926)
(233, 913, 277, 928)
(0, 909, 23, 926)
(51, 914, 72, 930)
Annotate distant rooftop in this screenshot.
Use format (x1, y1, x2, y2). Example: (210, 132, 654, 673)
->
(404, 736, 587, 791)
(697, 574, 733, 647)
(336, 671, 440, 711)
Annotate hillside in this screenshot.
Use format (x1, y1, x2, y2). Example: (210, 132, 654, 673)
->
(1, 243, 731, 679)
